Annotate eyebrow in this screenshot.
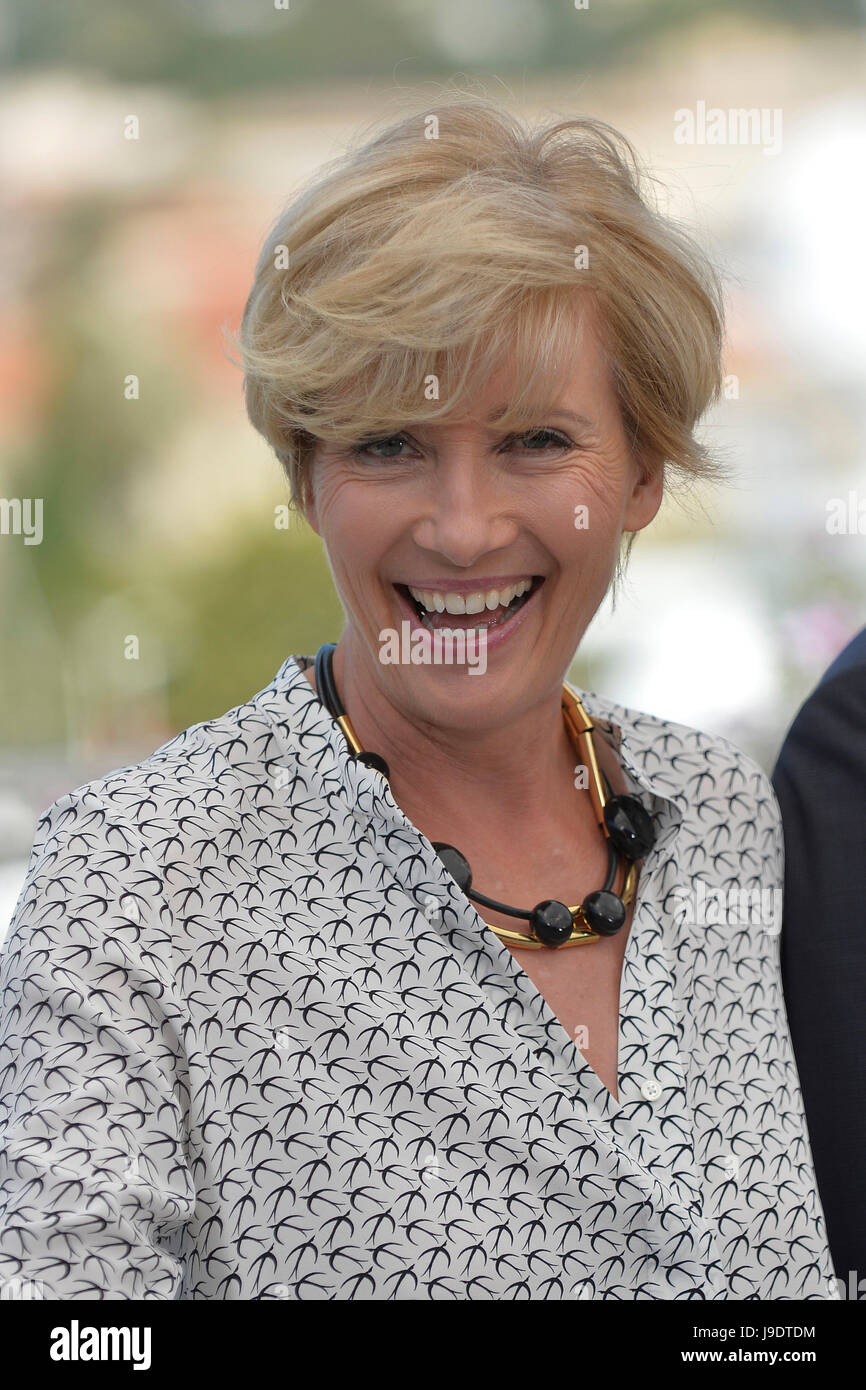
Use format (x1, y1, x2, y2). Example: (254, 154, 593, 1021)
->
(344, 406, 600, 445)
(487, 405, 597, 431)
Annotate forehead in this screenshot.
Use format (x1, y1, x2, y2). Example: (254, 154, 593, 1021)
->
(307, 287, 619, 448)
(431, 309, 613, 434)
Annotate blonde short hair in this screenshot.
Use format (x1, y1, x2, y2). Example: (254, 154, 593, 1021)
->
(233, 95, 726, 519)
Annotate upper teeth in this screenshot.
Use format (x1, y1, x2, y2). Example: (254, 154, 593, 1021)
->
(407, 578, 533, 614)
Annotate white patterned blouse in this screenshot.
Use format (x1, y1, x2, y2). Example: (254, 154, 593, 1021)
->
(0, 653, 840, 1300)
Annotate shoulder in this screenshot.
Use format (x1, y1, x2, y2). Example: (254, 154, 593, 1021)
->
(4, 687, 296, 979)
(776, 631, 866, 772)
(817, 624, 866, 687)
(17, 680, 292, 906)
(571, 688, 785, 938)
(570, 682, 781, 830)
(574, 682, 776, 788)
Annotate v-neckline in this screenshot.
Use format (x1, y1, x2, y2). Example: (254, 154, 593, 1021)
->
(452, 825, 656, 1118)
(283, 651, 682, 1128)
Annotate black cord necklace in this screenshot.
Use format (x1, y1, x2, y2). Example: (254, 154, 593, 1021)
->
(312, 642, 656, 949)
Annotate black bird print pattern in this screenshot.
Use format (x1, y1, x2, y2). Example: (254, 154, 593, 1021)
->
(0, 654, 840, 1300)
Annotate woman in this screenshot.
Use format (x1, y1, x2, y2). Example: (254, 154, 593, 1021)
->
(0, 97, 838, 1300)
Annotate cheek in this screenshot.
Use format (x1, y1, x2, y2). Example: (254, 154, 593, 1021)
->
(537, 472, 626, 565)
(314, 474, 406, 582)
(314, 470, 370, 539)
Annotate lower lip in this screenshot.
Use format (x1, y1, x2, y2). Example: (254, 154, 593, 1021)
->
(391, 579, 545, 657)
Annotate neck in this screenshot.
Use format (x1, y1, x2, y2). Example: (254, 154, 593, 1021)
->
(318, 635, 583, 836)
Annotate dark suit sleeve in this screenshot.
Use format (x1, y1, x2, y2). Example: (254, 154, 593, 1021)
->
(772, 660, 866, 1281)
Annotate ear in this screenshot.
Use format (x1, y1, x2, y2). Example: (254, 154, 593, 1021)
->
(623, 452, 664, 533)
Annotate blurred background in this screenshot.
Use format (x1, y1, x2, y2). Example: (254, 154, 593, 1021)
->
(1, 0, 865, 935)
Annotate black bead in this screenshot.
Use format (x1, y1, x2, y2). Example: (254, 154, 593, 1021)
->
(529, 899, 575, 947)
(353, 751, 390, 779)
(431, 842, 472, 893)
(603, 794, 655, 859)
(581, 889, 627, 937)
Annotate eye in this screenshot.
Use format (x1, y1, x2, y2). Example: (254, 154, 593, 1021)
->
(504, 427, 575, 453)
(350, 433, 415, 460)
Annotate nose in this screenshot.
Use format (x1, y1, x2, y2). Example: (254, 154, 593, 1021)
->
(408, 447, 520, 566)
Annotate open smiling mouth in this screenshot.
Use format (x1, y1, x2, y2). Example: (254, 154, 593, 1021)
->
(394, 576, 546, 632)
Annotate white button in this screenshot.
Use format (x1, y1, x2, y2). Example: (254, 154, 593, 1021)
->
(640, 1077, 662, 1101)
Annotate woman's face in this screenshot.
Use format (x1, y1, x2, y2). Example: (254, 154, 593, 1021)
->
(303, 299, 663, 730)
